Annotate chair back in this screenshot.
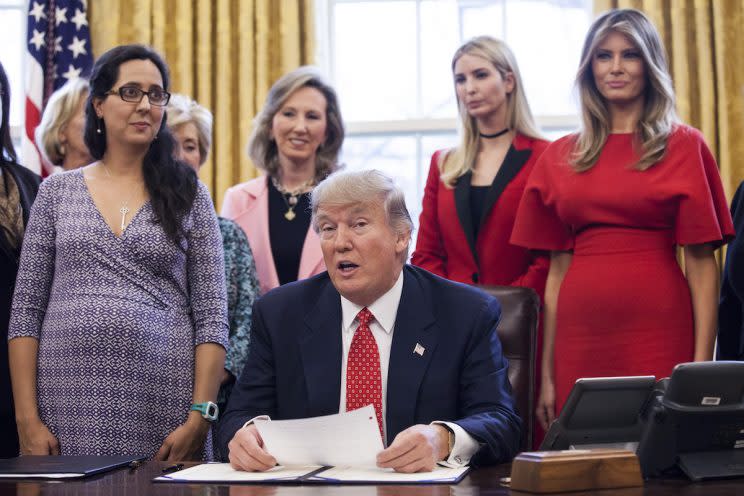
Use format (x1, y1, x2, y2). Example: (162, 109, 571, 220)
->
(479, 285, 538, 451)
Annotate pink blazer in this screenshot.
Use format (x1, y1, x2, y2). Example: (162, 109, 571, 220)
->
(221, 176, 325, 295)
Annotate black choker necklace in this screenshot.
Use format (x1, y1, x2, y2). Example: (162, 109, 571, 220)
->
(479, 128, 509, 139)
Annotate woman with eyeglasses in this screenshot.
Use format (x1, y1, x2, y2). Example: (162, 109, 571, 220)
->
(8, 45, 228, 460)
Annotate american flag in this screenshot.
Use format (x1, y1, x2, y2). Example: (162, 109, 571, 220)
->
(24, 0, 93, 176)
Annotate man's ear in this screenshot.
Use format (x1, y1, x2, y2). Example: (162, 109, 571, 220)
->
(395, 228, 412, 257)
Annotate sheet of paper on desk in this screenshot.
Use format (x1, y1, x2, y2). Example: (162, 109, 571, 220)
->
(309, 465, 470, 483)
(154, 463, 321, 482)
(254, 405, 384, 467)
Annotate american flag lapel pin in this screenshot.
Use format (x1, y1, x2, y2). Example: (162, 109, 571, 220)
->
(413, 343, 425, 356)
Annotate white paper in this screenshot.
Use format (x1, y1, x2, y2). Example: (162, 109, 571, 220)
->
(310, 465, 469, 483)
(254, 405, 384, 467)
(155, 463, 320, 482)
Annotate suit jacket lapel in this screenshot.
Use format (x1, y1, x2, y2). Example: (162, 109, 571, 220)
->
(454, 171, 479, 265)
(301, 280, 343, 416)
(479, 145, 532, 228)
(385, 267, 438, 445)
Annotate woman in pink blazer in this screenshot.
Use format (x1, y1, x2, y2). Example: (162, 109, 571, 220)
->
(222, 67, 344, 295)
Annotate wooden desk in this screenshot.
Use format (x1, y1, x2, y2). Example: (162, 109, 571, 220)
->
(0, 461, 742, 496)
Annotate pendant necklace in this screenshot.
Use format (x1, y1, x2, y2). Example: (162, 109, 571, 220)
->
(271, 176, 314, 221)
(100, 162, 141, 233)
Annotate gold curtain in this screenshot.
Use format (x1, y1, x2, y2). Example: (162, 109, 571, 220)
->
(594, 0, 744, 201)
(88, 0, 315, 208)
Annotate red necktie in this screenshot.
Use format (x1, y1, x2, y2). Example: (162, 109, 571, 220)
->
(346, 307, 384, 439)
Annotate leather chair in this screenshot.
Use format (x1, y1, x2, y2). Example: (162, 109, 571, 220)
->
(479, 285, 539, 451)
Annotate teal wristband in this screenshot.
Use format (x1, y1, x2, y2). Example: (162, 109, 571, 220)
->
(190, 401, 219, 422)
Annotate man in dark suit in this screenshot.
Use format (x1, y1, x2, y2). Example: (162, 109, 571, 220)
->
(218, 169, 521, 472)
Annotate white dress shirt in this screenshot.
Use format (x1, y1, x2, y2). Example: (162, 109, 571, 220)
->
(338, 271, 480, 467)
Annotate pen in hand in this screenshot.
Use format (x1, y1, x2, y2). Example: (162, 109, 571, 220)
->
(162, 463, 184, 473)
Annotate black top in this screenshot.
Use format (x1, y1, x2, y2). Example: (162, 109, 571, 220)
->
(469, 185, 489, 241)
(718, 180, 744, 361)
(268, 178, 312, 286)
(0, 161, 41, 458)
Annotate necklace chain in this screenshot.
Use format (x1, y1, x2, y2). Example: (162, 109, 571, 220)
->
(99, 162, 141, 233)
(271, 176, 314, 221)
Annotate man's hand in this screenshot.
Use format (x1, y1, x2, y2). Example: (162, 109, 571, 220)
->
(376, 424, 449, 473)
(228, 424, 277, 472)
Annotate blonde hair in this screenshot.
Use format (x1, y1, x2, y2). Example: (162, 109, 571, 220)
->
(35, 78, 89, 165)
(441, 36, 542, 187)
(167, 93, 213, 166)
(573, 8, 677, 171)
(247, 66, 344, 183)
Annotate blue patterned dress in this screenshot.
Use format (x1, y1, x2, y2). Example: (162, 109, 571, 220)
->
(8, 169, 229, 458)
(217, 217, 259, 407)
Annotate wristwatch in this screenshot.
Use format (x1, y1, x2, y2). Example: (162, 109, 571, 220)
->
(190, 401, 219, 422)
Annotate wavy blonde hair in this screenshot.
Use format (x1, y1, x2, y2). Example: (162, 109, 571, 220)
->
(441, 36, 542, 187)
(167, 93, 213, 166)
(572, 9, 677, 171)
(35, 78, 89, 165)
(247, 66, 344, 183)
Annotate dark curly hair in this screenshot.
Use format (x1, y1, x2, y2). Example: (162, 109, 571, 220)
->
(0, 60, 18, 164)
(83, 44, 197, 247)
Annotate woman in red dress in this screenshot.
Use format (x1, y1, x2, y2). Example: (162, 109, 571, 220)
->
(511, 9, 734, 431)
(412, 36, 549, 294)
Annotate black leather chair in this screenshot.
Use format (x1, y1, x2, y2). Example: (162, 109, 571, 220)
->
(480, 285, 539, 451)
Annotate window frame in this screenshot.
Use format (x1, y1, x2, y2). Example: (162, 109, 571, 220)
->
(316, 0, 586, 139)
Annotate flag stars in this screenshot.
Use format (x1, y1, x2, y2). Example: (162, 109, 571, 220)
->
(55, 7, 68, 26)
(29, 29, 46, 51)
(61, 64, 82, 80)
(68, 36, 88, 59)
(70, 9, 88, 30)
(29, 1, 46, 22)
(54, 36, 63, 54)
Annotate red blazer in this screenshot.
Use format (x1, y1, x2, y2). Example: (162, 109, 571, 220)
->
(412, 133, 550, 298)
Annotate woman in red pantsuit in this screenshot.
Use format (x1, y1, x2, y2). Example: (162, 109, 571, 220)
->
(511, 9, 734, 432)
(411, 36, 550, 447)
(412, 36, 549, 293)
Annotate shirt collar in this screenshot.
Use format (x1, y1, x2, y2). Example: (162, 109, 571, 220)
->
(340, 270, 404, 335)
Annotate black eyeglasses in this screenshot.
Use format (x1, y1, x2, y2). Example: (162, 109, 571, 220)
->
(106, 86, 171, 106)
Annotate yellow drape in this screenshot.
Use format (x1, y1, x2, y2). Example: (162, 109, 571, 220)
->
(594, 0, 744, 201)
(88, 0, 315, 208)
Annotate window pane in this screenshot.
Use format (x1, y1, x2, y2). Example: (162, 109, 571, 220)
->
(0, 8, 25, 128)
(505, 0, 591, 116)
(419, 1, 459, 119)
(333, 2, 417, 121)
(461, 2, 505, 41)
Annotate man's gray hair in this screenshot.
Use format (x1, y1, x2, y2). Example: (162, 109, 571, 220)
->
(311, 169, 414, 239)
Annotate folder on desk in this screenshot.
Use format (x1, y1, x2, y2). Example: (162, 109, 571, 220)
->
(0, 455, 144, 479)
(154, 462, 469, 484)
